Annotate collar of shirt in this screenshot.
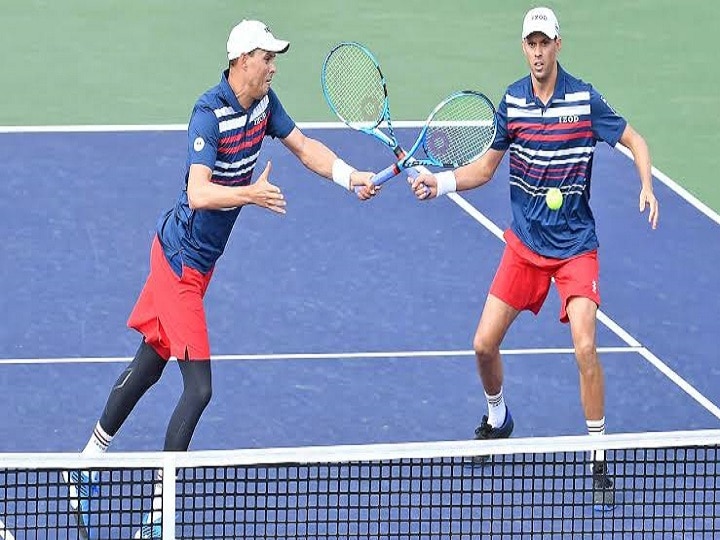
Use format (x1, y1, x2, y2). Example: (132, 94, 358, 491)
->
(220, 69, 249, 113)
(524, 62, 568, 109)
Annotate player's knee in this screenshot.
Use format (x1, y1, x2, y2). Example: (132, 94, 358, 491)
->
(178, 356, 212, 409)
(575, 347, 601, 378)
(187, 380, 212, 410)
(473, 334, 499, 363)
(192, 377, 213, 408)
(574, 341, 597, 364)
(141, 365, 164, 388)
(130, 340, 167, 386)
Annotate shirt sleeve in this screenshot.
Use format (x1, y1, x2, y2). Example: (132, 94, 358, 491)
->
(490, 93, 510, 151)
(266, 89, 296, 139)
(187, 104, 219, 168)
(589, 87, 627, 147)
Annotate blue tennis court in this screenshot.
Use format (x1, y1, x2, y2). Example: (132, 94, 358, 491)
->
(1, 126, 718, 453)
(0, 126, 719, 539)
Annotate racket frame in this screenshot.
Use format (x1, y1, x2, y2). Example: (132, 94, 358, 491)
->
(321, 41, 405, 160)
(371, 90, 497, 186)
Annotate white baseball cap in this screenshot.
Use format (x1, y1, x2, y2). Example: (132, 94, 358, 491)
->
(521, 7, 560, 40)
(227, 20, 290, 60)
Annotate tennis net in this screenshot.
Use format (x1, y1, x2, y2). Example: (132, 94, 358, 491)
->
(0, 429, 718, 539)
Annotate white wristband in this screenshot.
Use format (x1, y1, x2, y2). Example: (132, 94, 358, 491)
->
(435, 170, 457, 197)
(332, 158, 356, 191)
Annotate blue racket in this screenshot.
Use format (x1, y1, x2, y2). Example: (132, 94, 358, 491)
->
(368, 89, 497, 187)
(321, 42, 426, 187)
(322, 42, 496, 190)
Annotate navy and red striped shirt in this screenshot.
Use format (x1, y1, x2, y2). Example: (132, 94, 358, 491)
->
(157, 70, 295, 274)
(492, 63, 626, 258)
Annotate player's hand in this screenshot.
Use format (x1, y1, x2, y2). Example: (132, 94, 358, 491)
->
(639, 187, 659, 229)
(350, 171, 380, 200)
(410, 174, 436, 200)
(249, 161, 286, 214)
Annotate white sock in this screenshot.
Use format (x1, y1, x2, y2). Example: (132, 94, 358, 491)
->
(83, 421, 113, 454)
(485, 388, 506, 428)
(587, 417, 606, 464)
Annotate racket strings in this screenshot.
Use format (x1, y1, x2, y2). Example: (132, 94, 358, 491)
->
(323, 45, 386, 128)
(424, 93, 497, 167)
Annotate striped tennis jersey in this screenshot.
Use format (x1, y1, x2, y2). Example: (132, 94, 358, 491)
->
(491, 63, 627, 259)
(157, 70, 295, 275)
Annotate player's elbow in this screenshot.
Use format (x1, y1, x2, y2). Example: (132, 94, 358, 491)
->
(187, 185, 209, 210)
(621, 125, 649, 155)
(477, 168, 495, 186)
(187, 165, 215, 209)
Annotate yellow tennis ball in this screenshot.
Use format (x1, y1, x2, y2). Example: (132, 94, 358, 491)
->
(545, 187, 563, 210)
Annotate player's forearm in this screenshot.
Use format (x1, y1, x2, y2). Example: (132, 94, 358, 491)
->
(187, 181, 254, 210)
(630, 137, 653, 191)
(453, 150, 502, 191)
(282, 128, 362, 190)
(620, 125, 653, 191)
(454, 165, 493, 191)
(294, 136, 339, 180)
(186, 166, 253, 210)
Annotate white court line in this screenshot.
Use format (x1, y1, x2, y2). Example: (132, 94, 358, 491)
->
(0, 346, 641, 365)
(448, 192, 720, 420)
(0, 121, 422, 133)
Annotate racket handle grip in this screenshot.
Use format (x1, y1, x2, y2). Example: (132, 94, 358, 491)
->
(353, 162, 402, 194)
(405, 166, 431, 196)
(352, 166, 425, 193)
(372, 162, 402, 186)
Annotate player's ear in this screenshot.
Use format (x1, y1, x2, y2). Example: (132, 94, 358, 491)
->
(235, 53, 250, 71)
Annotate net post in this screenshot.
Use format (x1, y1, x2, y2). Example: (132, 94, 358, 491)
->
(162, 455, 176, 540)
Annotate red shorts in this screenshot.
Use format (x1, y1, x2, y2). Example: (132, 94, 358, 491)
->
(127, 236, 214, 360)
(489, 230, 600, 323)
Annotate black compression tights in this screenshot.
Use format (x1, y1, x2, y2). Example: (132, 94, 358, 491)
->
(164, 356, 212, 451)
(98, 339, 212, 451)
(99, 340, 167, 437)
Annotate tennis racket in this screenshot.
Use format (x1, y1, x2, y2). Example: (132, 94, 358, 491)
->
(321, 41, 427, 187)
(367, 89, 497, 187)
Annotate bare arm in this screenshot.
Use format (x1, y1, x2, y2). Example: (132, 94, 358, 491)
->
(281, 127, 337, 178)
(618, 123, 659, 229)
(281, 127, 376, 198)
(186, 163, 286, 214)
(454, 148, 506, 191)
(410, 148, 506, 199)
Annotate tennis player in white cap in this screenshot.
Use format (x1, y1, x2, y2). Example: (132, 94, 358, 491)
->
(411, 6, 659, 512)
(66, 19, 379, 540)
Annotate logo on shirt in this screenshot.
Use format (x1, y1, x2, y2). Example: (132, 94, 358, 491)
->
(194, 137, 205, 152)
(592, 280, 598, 294)
(558, 115, 580, 123)
(253, 111, 267, 125)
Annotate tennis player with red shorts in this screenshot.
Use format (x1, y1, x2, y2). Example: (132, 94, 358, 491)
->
(410, 6, 659, 509)
(127, 236, 214, 361)
(66, 18, 378, 539)
(492, 229, 600, 325)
